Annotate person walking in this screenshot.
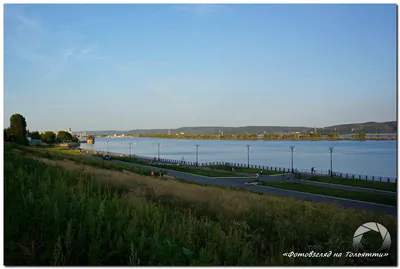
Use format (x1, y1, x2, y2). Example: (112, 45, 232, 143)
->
(256, 172, 259, 179)
(159, 169, 164, 178)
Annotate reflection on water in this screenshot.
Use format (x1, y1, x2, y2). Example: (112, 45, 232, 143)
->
(80, 138, 397, 178)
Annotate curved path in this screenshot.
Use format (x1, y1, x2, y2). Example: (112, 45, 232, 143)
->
(87, 156, 397, 216)
(203, 168, 396, 196)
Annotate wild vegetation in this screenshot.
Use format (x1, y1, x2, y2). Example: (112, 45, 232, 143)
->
(4, 144, 397, 265)
(24, 146, 158, 175)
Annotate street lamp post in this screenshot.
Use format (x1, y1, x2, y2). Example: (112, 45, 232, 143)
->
(329, 147, 333, 177)
(105, 140, 110, 154)
(246, 145, 251, 168)
(155, 143, 161, 161)
(195, 144, 200, 166)
(290, 146, 295, 173)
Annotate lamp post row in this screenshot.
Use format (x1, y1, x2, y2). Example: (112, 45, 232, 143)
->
(104, 141, 334, 174)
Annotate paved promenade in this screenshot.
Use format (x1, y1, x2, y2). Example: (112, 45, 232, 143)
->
(86, 155, 397, 216)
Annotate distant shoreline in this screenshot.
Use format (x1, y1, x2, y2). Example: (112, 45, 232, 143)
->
(91, 136, 397, 141)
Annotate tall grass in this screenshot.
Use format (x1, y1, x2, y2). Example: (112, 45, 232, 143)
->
(10, 143, 157, 177)
(4, 147, 397, 265)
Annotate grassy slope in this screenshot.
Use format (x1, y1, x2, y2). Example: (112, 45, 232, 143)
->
(109, 156, 244, 177)
(29, 147, 243, 178)
(253, 181, 396, 206)
(305, 175, 396, 192)
(209, 165, 284, 175)
(4, 144, 397, 265)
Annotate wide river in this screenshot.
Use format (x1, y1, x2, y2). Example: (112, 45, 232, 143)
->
(79, 138, 397, 179)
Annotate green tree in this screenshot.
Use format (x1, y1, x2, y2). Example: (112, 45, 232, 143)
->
(57, 131, 73, 142)
(14, 135, 29, 145)
(30, 131, 41, 140)
(9, 114, 27, 138)
(356, 132, 367, 140)
(71, 135, 80, 143)
(327, 132, 339, 140)
(4, 128, 11, 142)
(41, 131, 56, 144)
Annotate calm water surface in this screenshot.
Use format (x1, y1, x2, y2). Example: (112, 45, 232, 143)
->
(80, 138, 397, 178)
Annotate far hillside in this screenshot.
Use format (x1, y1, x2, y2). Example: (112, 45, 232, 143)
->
(77, 121, 397, 136)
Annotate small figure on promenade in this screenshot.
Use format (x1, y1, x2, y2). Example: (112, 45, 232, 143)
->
(231, 167, 235, 172)
(151, 170, 155, 177)
(260, 170, 263, 176)
(256, 172, 259, 179)
(159, 170, 164, 178)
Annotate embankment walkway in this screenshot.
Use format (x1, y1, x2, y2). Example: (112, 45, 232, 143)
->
(86, 155, 397, 216)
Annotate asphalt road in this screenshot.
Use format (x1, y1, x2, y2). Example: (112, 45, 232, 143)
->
(209, 169, 396, 196)
(87, 156, 397, 216)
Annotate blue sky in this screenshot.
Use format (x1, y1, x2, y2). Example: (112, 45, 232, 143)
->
(4, 4, 397, 131)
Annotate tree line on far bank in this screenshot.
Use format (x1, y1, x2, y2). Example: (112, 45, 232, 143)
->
(4, 114, 79, 145)
(119, 132, 389, 140)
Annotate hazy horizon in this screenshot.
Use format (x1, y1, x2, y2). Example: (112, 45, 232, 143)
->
(4, 4, 396, 131)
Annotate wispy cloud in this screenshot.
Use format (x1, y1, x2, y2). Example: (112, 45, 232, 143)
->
(62, 47, 76, 63)
(14, 14, 43, 32)
(5, 7, 130, 83)
(74, 44, 96, 61)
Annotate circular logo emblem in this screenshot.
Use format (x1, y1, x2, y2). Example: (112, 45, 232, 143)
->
(353, 222, 391, 253)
